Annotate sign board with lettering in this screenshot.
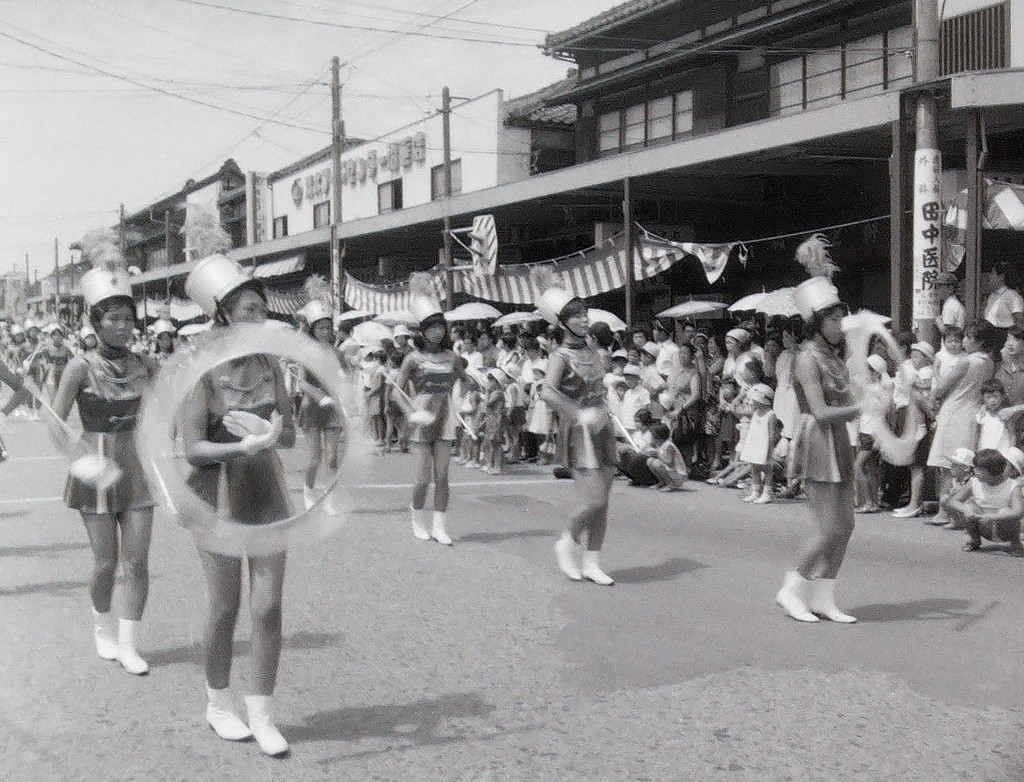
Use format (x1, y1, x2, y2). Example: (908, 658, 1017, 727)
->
(912, 148, 942, 323)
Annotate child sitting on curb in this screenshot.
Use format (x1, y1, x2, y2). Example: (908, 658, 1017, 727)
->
(943, 448, 1024, 557)
(644, 422, 688, 492)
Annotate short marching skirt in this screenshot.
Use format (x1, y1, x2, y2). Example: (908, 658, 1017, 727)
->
(557, 408, 617, 471)
(187, 451, 291, 525)
(788, 413, 855, 484)
(64, 430, 155, 515)
(408, 392, 458, 444)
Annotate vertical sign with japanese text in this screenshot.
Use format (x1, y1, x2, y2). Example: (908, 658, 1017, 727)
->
(912, 148, 942, 323)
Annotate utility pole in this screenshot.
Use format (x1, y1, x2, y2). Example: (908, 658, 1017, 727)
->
(119, 203, 126, 258)
(623, 177, 634, 327)
(330, 56, 345, 316)
(911, 0, 942, 337)
(54, 237, 60, 321)
(164, 209, 173, 300)
(441, 85, 454, 309)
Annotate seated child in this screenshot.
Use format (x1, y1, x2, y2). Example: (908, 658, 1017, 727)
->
(943, 448, 1024, 557)
(644, 422, 687, 491)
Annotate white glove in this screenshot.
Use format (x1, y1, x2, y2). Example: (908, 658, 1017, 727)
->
(318, 395, 335, 409)
(221, 410, 275, 439)
(577, 407, 608, 431)
(408, 409, 436, 426)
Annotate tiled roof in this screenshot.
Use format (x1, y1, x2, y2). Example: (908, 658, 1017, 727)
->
(503, 79, 577, 127)
(545, 0, 680, 51)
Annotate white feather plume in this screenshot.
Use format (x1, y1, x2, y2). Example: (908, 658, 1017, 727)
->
(409, 271, 437, 300)
(529, 264, 562, 295)
(302, 274, 332, 306)
(182, 204, 231, 260)
(795, 233, 839, 279)
(80, 227, 125, 272)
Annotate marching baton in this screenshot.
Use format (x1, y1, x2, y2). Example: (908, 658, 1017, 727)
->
(455, 410, 478, 441)
(609, 410, 640, 452)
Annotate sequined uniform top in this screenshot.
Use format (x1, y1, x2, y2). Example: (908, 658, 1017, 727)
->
(398, 348, 468, 443)
(550, 343, 617, 470)
(789, 340, 854, 483)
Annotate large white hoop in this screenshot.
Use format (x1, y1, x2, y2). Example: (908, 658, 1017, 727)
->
(842, 310, 922, 467)
(137, 323, 371, 556)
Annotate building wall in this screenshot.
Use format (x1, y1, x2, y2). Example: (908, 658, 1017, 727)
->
(941, 0, 1022, 68)
(266, 90, 531, 239)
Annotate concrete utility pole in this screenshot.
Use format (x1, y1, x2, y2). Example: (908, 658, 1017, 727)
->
(441, 85, 454, 309)
(53, 238, 60, 319)
(623, 177, 634, 327)
(330, 56, 345, 316)
(911, 0, 942, 336)
(119, 203, 126, 258)
(164, 209, 173, 300)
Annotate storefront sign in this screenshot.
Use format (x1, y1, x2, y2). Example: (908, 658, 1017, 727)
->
(340, 132, 427, 186)
(912, 148, 942, 322)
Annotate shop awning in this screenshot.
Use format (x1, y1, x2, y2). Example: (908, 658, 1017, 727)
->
(250, 253, 306, 279)
(264, 284, 305, 317)
(130, 260, 194, 287)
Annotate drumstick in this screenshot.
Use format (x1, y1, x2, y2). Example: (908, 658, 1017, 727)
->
(609, 410, 640, 452)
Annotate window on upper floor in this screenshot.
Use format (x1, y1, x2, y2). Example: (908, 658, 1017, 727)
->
(941, 1, 1008, 75)
(378, 179, 403, 213)
(273, 215, 288, 239)
(313, 200, 330, 229)
(598, 90, 694, 155)
(430, 160, 463, 200)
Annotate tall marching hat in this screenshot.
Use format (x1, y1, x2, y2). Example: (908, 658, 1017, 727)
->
(531, 265, 579, 325)
(182, 205, 256, 319)
(78, 227, 133, 309)
(409, 271, 444, 327)
(792, 234, 842, 320)
(297, 275, 333, 328)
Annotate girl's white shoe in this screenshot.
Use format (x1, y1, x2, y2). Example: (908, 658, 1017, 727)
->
(206, 685, 253, 741)
(554, 532, 582, 581)
(245, 695, 289, 757)
(92, 608, 119, 661)
(117, 619, 149, 675)
(580, 550, 614, 586)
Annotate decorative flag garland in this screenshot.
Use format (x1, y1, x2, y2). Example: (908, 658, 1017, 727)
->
(945, 178, 1024, 269)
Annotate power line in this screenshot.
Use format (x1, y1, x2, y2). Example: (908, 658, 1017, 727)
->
(175, 0, 540, 49)
(0, 25, 331, 134)
(334, 0, 546, 34)
(343, 0, 489, 64)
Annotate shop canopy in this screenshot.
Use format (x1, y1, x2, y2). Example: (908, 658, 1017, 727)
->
(945, 179, 1024, 268)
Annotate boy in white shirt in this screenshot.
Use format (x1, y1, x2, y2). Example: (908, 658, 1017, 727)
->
(944, 448, 1024, 557)
(620, 365, 651, 434)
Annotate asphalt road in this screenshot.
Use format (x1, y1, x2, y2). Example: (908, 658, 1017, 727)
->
(0, 412, 1021, 782)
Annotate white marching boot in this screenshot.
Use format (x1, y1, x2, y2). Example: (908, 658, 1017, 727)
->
(431, 511, 453, 546)
(117, 619, 150, 675)
(411, 507, 431, 541)
(245, 695, 289, 757)
(554, 532, 582, 581)
(580, 550, 614, 586)
(774, 571, 820, 623)
(206, 685, 253, 741)
(808, 578, 857, 623)
(92, 608, 119, 661)
(302, 485, 315, 511)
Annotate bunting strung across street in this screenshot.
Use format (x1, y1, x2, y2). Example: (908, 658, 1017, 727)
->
(338, 228, 754, 313)
(342, 270, 446, 314)
(945, 178, 1024, 269)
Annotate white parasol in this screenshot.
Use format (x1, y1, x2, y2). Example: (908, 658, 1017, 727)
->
(492, 311, 545, 328)
(444, 302, 503, 322)
(657, 300, 728, 319)
(352, 321, 393, 348)
(754, 287, 799, 317)
(374, 309, 418, 327)
(587, 308, 628, 332)
(335, 309, 373, 325)
(728, 291, 767, 312)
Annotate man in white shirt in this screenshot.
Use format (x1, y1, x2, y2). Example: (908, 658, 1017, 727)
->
(933, 272, 966, 337)
(620, 365, 651, 432)
(652, 321, 680, 377)
(983, 263, 1024, 330)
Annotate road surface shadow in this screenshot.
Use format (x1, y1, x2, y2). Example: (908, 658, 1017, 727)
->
(0, 510, 26, 519)
(610, 556, 709, 584)
(147, 629, 343, 668)
(288, 691, 495, 747)
(348, 506, 408, 516)
(0, 578, 89, 597)
(458, 529, 557, 544)
(849, 598, 972, 623)
(0, 542, 88, 558)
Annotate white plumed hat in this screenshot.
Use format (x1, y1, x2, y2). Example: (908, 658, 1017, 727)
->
(185, 254, 256, 319)
(792, 234, 842, 320)
(409, 272, 444, 326)
(531, 265, 576, 325)
(79, 227, 133, 308)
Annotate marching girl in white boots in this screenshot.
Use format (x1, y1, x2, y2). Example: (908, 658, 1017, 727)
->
(181, 244, 295, 757)
(51, 230, 158, 675)
(534, 269, 617, 586)
(775, 236, 861, 623)
(296, 276, 341, 516)
(395, 273, 475, 546)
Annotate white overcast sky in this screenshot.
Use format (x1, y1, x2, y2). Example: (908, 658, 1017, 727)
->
(0, 0, 611, 277)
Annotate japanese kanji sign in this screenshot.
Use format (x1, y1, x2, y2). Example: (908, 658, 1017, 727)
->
(913, 148, 942, 322)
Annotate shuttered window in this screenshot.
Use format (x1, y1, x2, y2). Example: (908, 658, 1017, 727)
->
(940, 2, 1008, 75)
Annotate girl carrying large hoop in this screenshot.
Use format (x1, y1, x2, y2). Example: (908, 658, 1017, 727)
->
(775, 236, 860, 623)
(181, 219, 296, 757)
(535, 268, 617, 586)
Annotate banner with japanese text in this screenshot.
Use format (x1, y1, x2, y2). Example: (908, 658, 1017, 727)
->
(912, 148, 942, 322)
